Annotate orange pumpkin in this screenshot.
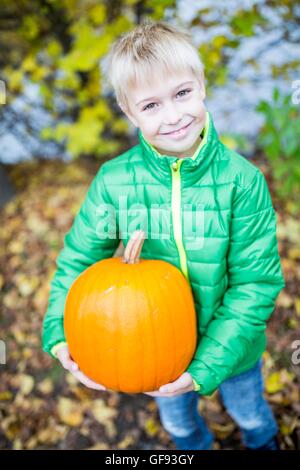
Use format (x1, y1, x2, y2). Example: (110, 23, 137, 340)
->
(64, 230, 197, 393)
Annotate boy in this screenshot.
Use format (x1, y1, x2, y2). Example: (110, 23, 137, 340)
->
(42, 21, 285, 450)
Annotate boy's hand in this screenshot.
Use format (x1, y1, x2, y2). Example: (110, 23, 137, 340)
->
(56, 345, 106, 391)
(144, 372, 194, 397)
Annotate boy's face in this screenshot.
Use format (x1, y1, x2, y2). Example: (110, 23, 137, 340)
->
(119, 69, 206, 158)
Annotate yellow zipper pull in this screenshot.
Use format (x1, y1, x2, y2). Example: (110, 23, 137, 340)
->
(171, 161, 178, 171)
(171, 159, 182, 172)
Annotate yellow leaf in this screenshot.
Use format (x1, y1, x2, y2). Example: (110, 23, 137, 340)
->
(288, 318, 298, 329)
(212, 35, 228, 48)
(8, 240, 24, 254)
(18, 374, 35, 395)
(91, 398, 117, 422)
(15, 274, 40, 297)
(26, 215, 49, 236)
(265, 369, 294, 394)
(209, 422, 235, 439)
(88, 4, 106, 24)
(31, 65, 49, 81)
(288, 248, 300, 260)
(12, 438, 23, 450)
(277, 217, 300, 244)
(37, 378, 54, 395)
(90, 399, 117, 438)
(265, 372, 284, 394)
(57, 397, 84, 427)
(220, 135, 238, 150)
(280, 416, 299, 436)
(22, 55, 36, 73)
(0, 391, 13, 401)
(37, 426, 63, 445)
(25, 436, 38, 450)
(277, 291, 293, 309)
(8, 69, 23, 92)
(295, 298, 300, 317)
(87, 442, 109, 450)
(117, 435, 135, 449)
(22, 15, 39, 39)
(144, 417, 160, 437)
(47, 40, 62, 59)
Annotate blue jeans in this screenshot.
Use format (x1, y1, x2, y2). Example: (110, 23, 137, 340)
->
(154, 359, 278, 450)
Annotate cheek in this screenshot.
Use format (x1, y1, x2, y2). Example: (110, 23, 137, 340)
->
(191, 100, 205, 116)
(140, 117, 160, 136)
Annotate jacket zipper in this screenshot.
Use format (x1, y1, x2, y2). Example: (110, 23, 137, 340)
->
(170, 159, 190, 283)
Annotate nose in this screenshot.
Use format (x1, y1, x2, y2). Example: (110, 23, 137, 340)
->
(162, 102, 183, 126)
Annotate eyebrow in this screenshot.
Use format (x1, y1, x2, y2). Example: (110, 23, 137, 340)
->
(135, 81, 194, 107)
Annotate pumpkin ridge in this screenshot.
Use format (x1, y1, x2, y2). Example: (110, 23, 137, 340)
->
(140, 262, 158, 391)
(114, 259, 124, 391)
(154, 264, 177, 385)
(133, 262, 144, 393)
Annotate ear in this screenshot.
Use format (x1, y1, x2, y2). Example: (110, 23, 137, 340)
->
(118, 101, 139, 128)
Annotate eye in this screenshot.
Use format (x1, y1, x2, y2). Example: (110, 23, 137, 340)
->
(142, 102, 157, 111)
(142, 89, 192, 112)
(177, 88, 192, 98)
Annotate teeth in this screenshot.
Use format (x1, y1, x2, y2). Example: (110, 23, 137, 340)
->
(170, 122, 192, 135)
(171, 125, 186, 134)
(162, 121, 192, 136)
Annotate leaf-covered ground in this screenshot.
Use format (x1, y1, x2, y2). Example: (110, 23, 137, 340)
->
(0, 157, 299, 450)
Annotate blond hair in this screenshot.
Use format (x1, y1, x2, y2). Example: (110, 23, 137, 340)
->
(104, 19, 204, 112)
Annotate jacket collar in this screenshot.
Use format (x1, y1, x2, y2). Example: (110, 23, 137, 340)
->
(138, 110, 221, 185)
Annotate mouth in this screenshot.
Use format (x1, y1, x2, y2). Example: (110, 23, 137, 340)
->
(161, 120, 194, 136)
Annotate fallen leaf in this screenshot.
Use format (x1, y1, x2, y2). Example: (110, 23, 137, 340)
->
(90, 399, 117, 438)
(37, 378, 54, 394)
(144, 417, 160, 437)
(57, 397, 84, 427)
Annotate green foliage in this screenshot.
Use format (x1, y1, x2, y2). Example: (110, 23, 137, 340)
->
(219, 133, 252, 155)
(256, 88, 300, 213)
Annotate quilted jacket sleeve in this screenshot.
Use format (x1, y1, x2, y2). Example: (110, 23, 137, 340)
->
(186, 169, 285, 395)
(42, 164, 119, 358)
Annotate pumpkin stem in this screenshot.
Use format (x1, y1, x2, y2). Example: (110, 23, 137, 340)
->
(122, 230, 146, 264)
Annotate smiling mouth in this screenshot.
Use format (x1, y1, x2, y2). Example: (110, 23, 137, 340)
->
(162, 120, 194, 135)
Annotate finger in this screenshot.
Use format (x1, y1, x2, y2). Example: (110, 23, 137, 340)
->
(123, 231, 137, 263)
(56, 346, 79, 372)
(144, 391, 162, 397)
(144, 391, 180, 397)
(72, 369, 106, 391)
(130, 230, 145, 262)
(159, 373, 191, 393)
(159, 383, 181, 393)
(59, 357, 79, 372)
(73, 371, 105, 390)
(122, 239, 132, 263)
(126, 234, 138, 263)
(123, 230, 145, 264)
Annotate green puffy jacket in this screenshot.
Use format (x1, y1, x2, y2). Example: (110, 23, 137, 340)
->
(42, 110, 285, 396)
